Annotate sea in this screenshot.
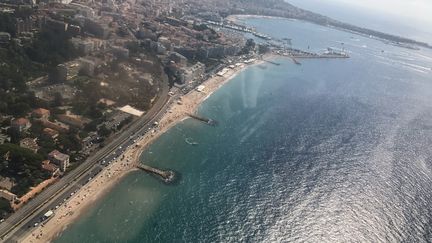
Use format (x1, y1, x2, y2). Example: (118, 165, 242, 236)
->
(55, 17, 432, 242)
(286, 0, 432, 44)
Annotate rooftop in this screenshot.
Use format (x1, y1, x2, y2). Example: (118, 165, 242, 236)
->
(32, 108, 50, 117)
(43, 128, 59, 137)
(19, 138, 39, 152)
(41, 160, 59, 173)
(11, 118, 30, 126)
(48, 150, 69, 161)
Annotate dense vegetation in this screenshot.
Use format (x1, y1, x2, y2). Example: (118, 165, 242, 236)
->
(0, 14, 16, 36)
(26, 29, 78, 66)
(0, 23, 78, 116)
(0, 144, 50, 196)
(0, 198, 12, 217)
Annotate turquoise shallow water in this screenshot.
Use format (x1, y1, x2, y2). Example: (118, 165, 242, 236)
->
(56, 18, 432, 242)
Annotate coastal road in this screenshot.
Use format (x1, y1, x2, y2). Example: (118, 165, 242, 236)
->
(0, 81, 171, 242)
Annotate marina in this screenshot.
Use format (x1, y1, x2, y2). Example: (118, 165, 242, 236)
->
(206, 20, 350, 60)
(274, 46, 350, 59)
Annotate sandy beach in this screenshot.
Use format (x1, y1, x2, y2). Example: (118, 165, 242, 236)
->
(23, 58, 265, 243)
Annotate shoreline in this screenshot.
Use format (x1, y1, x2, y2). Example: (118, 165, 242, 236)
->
(23, 56, 270, 243)
(227, 14, 431, 50)
(226, 14, 288, 23)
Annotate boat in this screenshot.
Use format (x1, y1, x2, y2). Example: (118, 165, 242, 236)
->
(185, 138, 199, 146)
(253, 32, 272, 40)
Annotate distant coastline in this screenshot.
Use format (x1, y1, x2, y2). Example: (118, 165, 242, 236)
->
(227, 14, 428, 50)
(223, 1, 431, 49)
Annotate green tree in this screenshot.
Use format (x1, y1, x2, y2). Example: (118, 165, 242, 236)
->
(98, 125, 111, 137)
(0, 143, 49, 196)
(57, 133, 82, 152)
(0, 198, 12, 217)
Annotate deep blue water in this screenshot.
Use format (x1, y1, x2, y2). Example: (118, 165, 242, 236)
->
(56, 17, 432, 242)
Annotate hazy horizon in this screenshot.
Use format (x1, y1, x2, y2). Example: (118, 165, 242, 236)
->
(287, 0, 432, 43)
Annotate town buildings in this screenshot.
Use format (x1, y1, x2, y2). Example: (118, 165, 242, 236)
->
(32, 108, 50, 120)
(11, 118, 31, 133)
(19, 138, 39, 153)
(41, 160, 60, 177)
(0, 0, 258, 219)
(48, 150, 70, 172)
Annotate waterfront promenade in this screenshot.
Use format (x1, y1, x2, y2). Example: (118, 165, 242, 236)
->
(21, 57, 264, 243)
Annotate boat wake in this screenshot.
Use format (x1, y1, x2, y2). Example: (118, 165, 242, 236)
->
(185, 137, 199, 146)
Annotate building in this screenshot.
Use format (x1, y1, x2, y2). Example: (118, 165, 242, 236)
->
(11, 118, 31, 132)
(15, 18, 32, 34)
(45, 18, 68, 32)
(67, 24, 81, 36)
(19, 138, 39, 153)
(54, 61, 81, 83)
(79, 58, 95, 76)
(0, 177, 15, 191)
(207, 45, 225, 59)
(41, 120, 69, 133)
(42, 128, 59, 139)
(103, 110, 132, 130)
(32, 108, 50, 120)
(0, 189, 17, 203)
(48, 150, 70, 172)
(111, 46, 129, 59)
(98, 98, 116, 107)
(158, 36, 173, 51)
(168, 52, 188, 67)
(41, 160, 60, 177)
(69, 3, 95, 18)
(71, 38, 94, 55)
(178, 62, 205, 84)
(57, 114, 90, 129)
(196, 85, 205, 92)
(54, 64, 67, 83)
(84, 18, 111, 39)
(34, 84, 78, 102)
(0, 32, 11, 43)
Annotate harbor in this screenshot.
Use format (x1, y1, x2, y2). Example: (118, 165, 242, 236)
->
(274, 47, 350, 59)
(206, 20, 350, 60)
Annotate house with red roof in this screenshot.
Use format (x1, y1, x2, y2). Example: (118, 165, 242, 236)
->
(11, 118, 31, 132)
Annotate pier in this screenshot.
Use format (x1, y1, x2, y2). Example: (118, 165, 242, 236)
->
(275, 47, 350, 59)
(137, 164, 175, 183)
(290, 57, 301, 65)
(262, 59, 281, 66)
(187, 113, 218, 126)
